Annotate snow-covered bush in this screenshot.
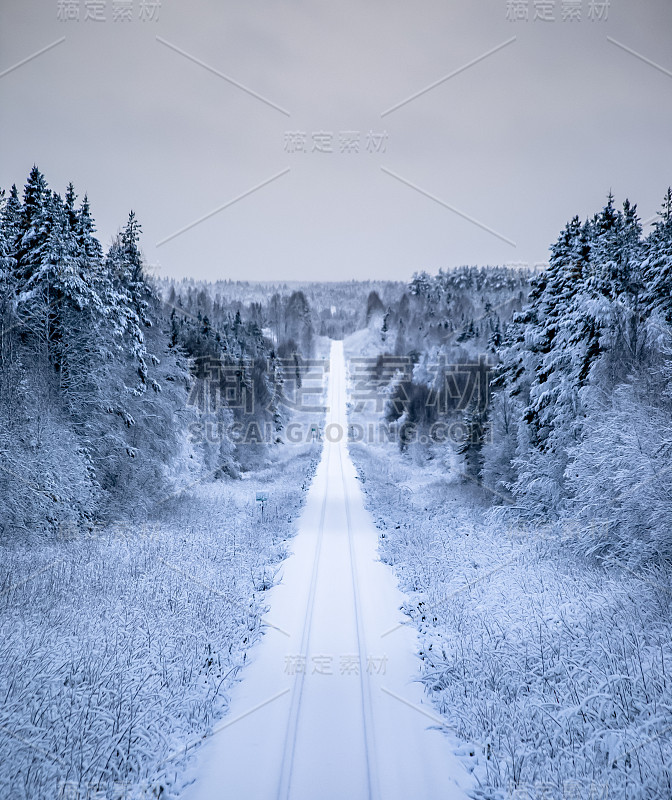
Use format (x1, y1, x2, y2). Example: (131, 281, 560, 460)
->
(566, 383, 672, 564)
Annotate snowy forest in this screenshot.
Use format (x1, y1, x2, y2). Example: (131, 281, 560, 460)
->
(0, 166, 340, 531)
(2, 167, 672, 799)
(365, 189, 672, 566)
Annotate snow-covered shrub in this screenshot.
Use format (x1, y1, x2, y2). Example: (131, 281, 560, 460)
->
(566, 383, 672, 564)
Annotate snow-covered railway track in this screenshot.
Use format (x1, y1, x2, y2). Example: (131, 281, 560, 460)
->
(338, 437, 379, 800)
(277, 344, 378, 800)
(276, 442, 332, 799)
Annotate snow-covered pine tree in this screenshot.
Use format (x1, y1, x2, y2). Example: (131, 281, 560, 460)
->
(105, 211, 159, 394)
(642, 188, 672, 325)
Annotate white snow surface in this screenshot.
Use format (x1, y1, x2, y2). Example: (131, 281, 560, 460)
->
(182, 340, 474, 800)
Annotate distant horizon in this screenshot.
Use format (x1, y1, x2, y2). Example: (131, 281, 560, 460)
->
(150, 263, 541, 285)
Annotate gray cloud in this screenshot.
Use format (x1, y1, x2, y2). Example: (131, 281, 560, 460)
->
(1, 0, 670, 282)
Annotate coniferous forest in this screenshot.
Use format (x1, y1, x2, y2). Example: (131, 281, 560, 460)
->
(0, 167, 326, 533)
(369, 189, 672, 564)
(2, 166, 672, 798)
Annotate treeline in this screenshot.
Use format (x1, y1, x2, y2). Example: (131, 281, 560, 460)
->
(163, 283, 318, 474)
(0, 167, 315, 536)
(164, 282, 315, 359)
(485, 191, 672, 564)
(376, 192, 672, 564)
(157, 277, 406, 340)
(360, 267, 533, 461)
(366, 265, 533, 357)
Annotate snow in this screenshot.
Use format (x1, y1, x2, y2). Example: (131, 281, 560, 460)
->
(0, 444, 320, 799)
(5, 168, 672, 800)
(348, 423, 672, 799)
(180, 341, 475, 800)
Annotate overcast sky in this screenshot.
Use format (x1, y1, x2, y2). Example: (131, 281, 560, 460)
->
(1, 0, 670, 282)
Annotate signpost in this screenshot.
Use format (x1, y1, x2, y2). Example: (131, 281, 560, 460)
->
(256, 491, 268, 522)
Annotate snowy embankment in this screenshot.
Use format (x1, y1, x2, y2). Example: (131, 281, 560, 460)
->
(349, 441, 672, 799)
(0, 443, 319, 800)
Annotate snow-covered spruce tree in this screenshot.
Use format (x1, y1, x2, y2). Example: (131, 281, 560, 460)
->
(480, 389, 520, 502)
(0, 188, 19, 366)
(564, 190, 672, 562)
(394, 316, 407, 357)
(485, 190, 672, 564)
(284, 290, 314, 358)
(0, 169, 191, 533)
(105, 211, 158, 395)
(642, 187, 672, 324)
(14, 167, 50, 283)
(365, 289, 385, 326)
(457, 400, 488, 482)
(454, 356, 491, 481)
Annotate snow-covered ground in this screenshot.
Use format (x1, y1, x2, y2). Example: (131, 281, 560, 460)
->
(179, 340, 476, 800)
(345, 333, 672, 799)
(5, 324, 670, 800)
(0, 443, 320, 800)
